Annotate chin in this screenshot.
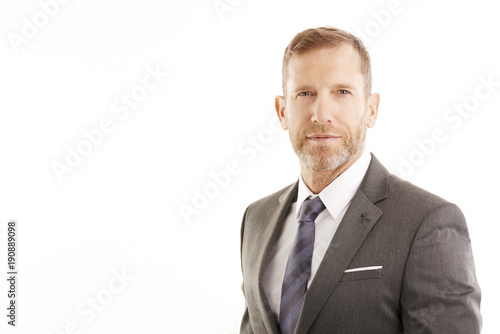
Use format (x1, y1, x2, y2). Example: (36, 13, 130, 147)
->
(299, 149, 353, 171)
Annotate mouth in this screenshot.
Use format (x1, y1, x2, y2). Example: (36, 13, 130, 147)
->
(306, 133, 340, 142)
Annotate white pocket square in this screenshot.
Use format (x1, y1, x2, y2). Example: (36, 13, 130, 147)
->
(344, 266, 383, 273)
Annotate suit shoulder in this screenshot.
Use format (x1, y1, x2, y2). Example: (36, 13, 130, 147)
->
(247, 181, 298, 212)
(241, 182, 297, 242)
(246, 181, 297, 213)
(364, 155, 453, 211)
(386, 172, 457, 213)
(374, 172, 468, 242)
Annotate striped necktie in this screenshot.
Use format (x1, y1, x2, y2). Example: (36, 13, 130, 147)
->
(279, 196, 326, 334)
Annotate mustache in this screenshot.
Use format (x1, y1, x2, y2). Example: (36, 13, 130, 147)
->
(300, 124, 344, 137)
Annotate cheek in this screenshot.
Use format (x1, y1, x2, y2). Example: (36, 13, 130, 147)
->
(285, 113, 307, 131)
(286, 101, 310, 119)
(287, 103, 312, 122)
(290, 120, 310, 136)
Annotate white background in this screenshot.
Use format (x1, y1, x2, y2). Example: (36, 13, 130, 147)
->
(1, 0, 499, 333)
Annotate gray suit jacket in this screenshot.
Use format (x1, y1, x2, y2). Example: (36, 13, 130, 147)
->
(240, 154, 481, 333)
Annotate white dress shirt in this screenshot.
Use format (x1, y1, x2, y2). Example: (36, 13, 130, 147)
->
(261, 149, 372, 322)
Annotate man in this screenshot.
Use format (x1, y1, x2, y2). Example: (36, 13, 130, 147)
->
(239, 27, 481, 333)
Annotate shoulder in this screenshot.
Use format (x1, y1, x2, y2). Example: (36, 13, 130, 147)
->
(366, 154, 454, 211)
(388, 173, 466, 226)
(364, 155, 464, 226)
(244, 181, 298, 218)
(240, 181, 298, 255)
(387, 173, 448, 207)
(376, 166, 468, 237)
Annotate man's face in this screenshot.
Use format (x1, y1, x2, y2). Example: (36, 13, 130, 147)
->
(276, 45, 379, 172)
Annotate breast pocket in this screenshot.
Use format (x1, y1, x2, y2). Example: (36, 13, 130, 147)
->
(340, 266, 383, 282)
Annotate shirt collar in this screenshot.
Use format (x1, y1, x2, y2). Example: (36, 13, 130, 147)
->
(296, 149, 372, 220)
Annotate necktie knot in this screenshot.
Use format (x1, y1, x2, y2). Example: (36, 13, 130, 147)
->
(298, 196, 326, 223)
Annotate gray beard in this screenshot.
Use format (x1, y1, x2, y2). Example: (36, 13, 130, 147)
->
(298, 146, 351, 171)
(295, 136, 366, 171)
(293, 123, 367, 171)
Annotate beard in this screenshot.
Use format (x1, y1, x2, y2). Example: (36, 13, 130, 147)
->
(289, 119, 367, 171)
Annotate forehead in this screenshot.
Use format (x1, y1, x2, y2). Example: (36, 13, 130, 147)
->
(286, 45, 364, 88)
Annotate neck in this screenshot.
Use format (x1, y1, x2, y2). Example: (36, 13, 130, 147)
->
(300, 149, 365, 194)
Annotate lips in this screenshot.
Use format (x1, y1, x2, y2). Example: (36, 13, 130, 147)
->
(307, 133, 340, 140)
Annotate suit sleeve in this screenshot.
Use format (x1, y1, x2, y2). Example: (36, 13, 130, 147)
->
(239, 207, 254, 334)
(400, 203, 481, 333)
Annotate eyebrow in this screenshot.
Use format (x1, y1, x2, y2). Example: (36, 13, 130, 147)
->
(332, 83, 357, 91)
(292, 83, 358, 93)
(292, 85, 313, 93)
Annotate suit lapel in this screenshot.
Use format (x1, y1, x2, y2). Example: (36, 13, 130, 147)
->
(295, 155, 389, 334)
(254, 182, 298, 334)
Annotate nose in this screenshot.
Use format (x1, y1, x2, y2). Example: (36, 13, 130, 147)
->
(311, 93, 334, 124)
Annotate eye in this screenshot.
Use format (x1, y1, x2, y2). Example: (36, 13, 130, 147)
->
(338, 90, 349, 95)
(298, 91, 312, 96)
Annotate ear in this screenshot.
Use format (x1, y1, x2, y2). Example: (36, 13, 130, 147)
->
(366, 92, 380, 128)
(275, 95, 288, 130)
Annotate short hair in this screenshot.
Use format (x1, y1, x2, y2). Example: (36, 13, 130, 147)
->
(282, 26, 372, 98)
